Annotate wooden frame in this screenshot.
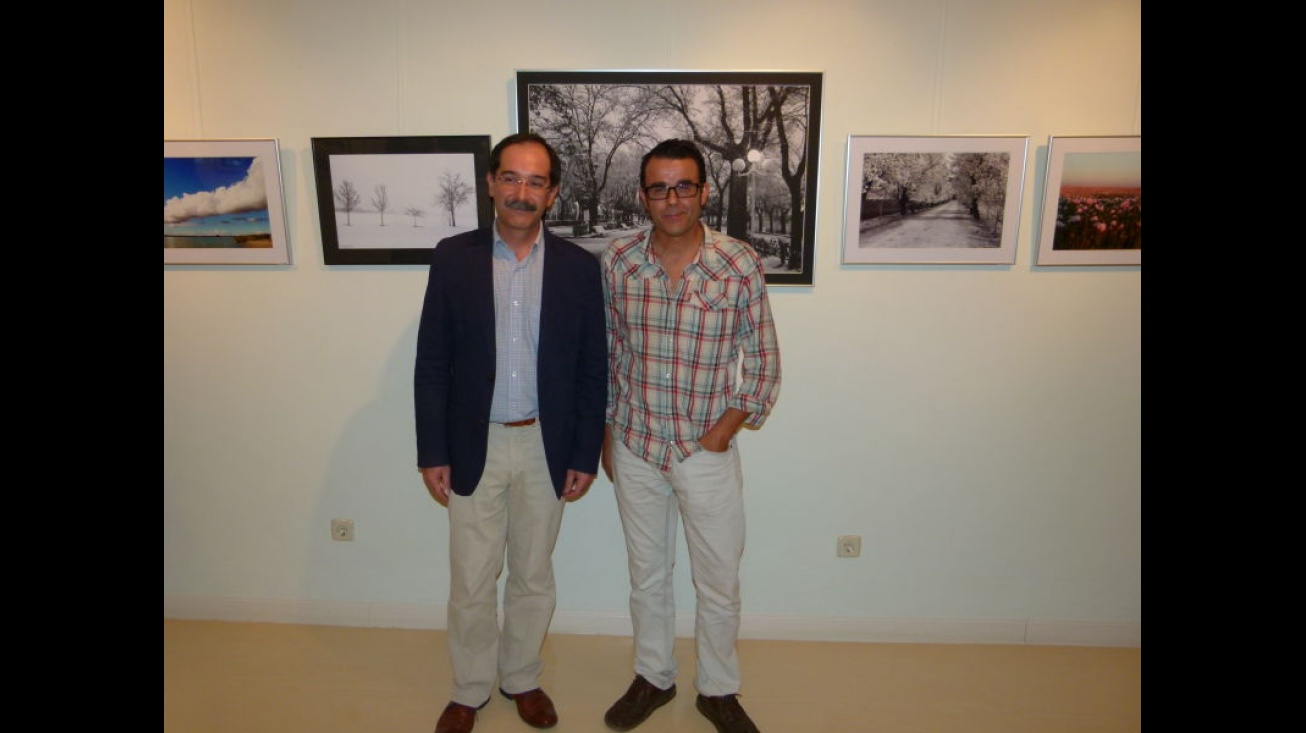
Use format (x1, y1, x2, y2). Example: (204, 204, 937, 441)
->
(841, 135, 1028, 265)
(1035, 135, 1141, 266)
(164, 138, 290, 265)
(311, 135, 493, 265)
(516, 70, 823, 286)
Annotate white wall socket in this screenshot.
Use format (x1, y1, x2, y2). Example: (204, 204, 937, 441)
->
(837, 535, 861, 558)
(331, 518, 355, 541)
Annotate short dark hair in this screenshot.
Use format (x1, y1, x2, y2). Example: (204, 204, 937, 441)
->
(641, 139, 706, 186)
(489, 132, 562, 187)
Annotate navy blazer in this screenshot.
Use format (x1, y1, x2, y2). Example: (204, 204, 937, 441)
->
(414, 227, 607, 497)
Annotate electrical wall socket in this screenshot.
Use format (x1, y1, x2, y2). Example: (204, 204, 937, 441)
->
(331, 518, 355, 542)
(837, 535, 861, 558)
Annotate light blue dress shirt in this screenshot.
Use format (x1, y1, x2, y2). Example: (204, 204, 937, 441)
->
(488, 223, 543, 423)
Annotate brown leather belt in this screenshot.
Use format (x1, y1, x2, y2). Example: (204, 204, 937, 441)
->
(500, 418, 537, 428)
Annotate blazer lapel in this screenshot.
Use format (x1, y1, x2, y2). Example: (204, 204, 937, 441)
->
(469, 229, 496, 350)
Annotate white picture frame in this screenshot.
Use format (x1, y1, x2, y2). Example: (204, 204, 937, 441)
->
(164, 138, 290, 265)
(841, 135, 1028, 265)
(1035, 135, 1141, 266)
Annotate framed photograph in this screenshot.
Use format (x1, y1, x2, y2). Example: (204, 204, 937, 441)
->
(517, 70, 823, 286)
(164, 138, 290, 265)
(311, 135, 493, 265)
(1035, 135, 1141, 266)
(841, 135, 1029, 265)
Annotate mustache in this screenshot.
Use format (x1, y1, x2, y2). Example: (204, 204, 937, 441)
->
(504, 198, 537, 212)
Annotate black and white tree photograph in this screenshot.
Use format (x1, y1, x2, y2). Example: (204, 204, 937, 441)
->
(311, 136, 493, 265)
(517, 71, 823, 286)
(841, 135, 1029, 265)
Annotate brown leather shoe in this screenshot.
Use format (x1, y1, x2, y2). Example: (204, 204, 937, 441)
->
(434, 700, 484, 733)
(604, 675, 676, 731)
(695, 694, 761, 733)
(499, 687, 558, 729)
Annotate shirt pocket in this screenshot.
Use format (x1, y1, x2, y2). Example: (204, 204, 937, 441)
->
(689, 288, 728, 312)
(685, 283, 734, 344)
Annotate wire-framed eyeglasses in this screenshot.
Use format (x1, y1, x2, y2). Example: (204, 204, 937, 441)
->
(494, 172, 552, 190)
(643, 182, 702, 200)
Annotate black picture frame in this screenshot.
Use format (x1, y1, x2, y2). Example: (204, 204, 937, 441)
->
(516, 70, 823, 286)
(311, 135, 493, 265)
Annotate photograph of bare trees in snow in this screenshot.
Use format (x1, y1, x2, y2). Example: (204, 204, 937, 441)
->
(518, 71, 822, 286)
(311, 136, 492, 265)
(841, 135, 1028, 265)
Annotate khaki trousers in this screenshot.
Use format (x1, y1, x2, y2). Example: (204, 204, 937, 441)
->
(447, 421, 563, 706)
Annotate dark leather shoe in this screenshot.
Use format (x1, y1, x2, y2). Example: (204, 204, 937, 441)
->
(604, 675, 676, 731)
(695, 694, 761, 733)
(434, 700, 486, 733)
(499, 687, 558, 729)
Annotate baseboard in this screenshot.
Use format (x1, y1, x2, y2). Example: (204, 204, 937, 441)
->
(163, 594, 1139, 648)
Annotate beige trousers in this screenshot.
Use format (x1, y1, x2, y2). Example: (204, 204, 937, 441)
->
(446, 421, 564, 706)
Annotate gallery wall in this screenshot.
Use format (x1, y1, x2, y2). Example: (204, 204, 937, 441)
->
(164, 0, 1142, 647)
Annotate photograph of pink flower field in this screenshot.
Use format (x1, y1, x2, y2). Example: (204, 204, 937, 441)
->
(1036, 136, 1140, 266)
(1051, 184, 1141, 252)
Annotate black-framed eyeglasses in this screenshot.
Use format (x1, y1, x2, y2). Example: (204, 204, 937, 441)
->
(643, 182, 702, 200)
(494, 172, 552, 191)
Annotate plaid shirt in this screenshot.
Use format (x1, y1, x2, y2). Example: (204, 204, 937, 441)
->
(602, 226, 781, 471)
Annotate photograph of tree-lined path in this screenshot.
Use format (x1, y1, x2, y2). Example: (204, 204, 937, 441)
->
(857, 151, 1013, 249)
(841, 136, 1027, 265)
(519, 71, 822, 286)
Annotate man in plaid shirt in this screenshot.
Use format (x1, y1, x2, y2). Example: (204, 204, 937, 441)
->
(600, 139, 780, 733)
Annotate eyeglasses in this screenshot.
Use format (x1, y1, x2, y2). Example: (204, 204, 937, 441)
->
(495, 172, 552, 190)
(643, 182, 702, 200)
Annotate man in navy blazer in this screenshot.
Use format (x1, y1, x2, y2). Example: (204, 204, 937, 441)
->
(415, 133, 607, 733)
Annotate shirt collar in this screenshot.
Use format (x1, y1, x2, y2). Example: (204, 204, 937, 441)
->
(492, 221, 543, 259)
(639, 225, 729, 280)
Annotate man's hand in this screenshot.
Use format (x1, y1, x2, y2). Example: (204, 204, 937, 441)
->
(698, 408, 749, 453)
(562, 469, 596, 502)
(419, 465, 452, 507)
(601, 425, 614, 482)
